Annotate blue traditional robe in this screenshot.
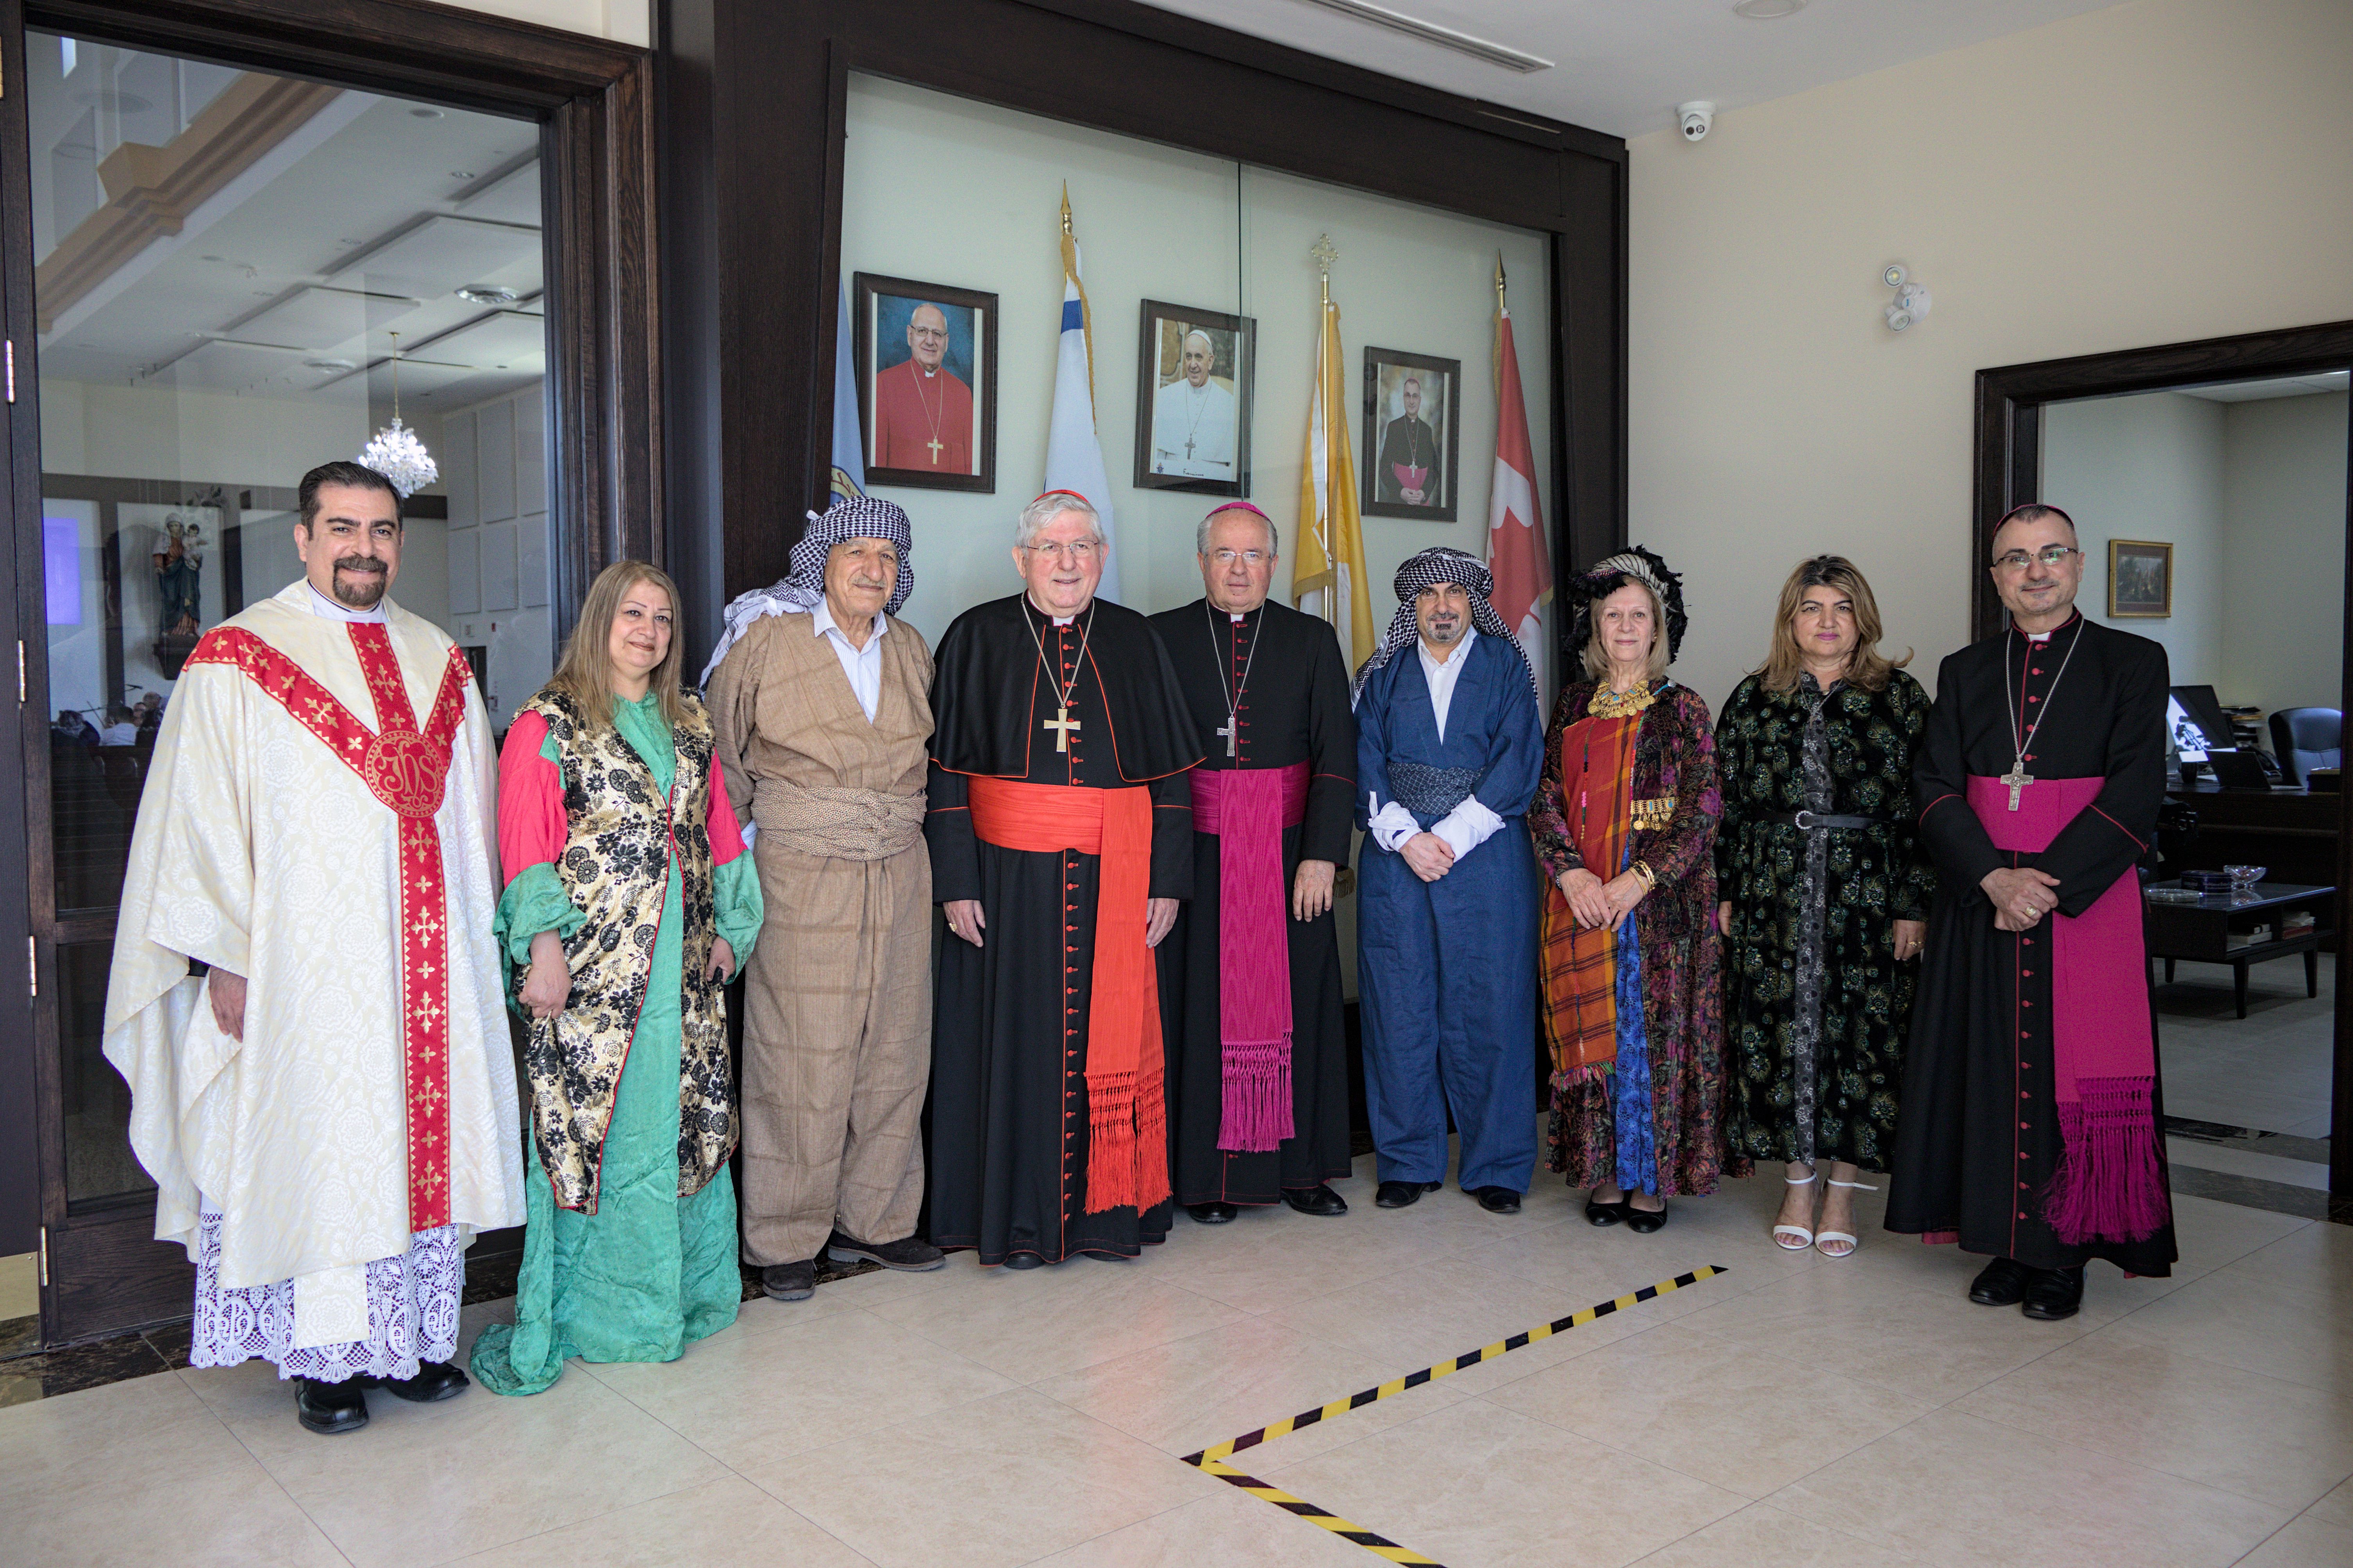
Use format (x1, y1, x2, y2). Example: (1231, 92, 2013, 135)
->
(1354, 633, 1545, 1193)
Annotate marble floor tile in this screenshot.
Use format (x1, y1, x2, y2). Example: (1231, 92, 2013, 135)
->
(0, 1374, 347, 1567)
(2164, 1135, 2331, 1191)
(2238, 1514, 2353, 1568)
(1140, 1207, 1480, 1315)
(582, 1305, 1015, 1469)
(864, 1259, 1247, 1382)
(449, 1474, 874, 1566)
(2306, 1474, 2353, 1531)
(225, 1355, 729, 1568)
(1623, 1501, 1933, 1568)
(1767, 1407, 2288, 1568)
(749, 1387, 1222, 1568)
(2228, 1217, 2353, 1298)
(1953, 1331, 2353, 1511)
(1262, 1396, 1747, 1568)
(1483, 1323, 1934, 1499)
(1028, 1483, 1370, 1567)
(2099, 1270, 2353, 1393)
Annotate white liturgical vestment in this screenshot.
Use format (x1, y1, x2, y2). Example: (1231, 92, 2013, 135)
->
(1151, 375, 1237, 479)
(104, 582, 523, 1345)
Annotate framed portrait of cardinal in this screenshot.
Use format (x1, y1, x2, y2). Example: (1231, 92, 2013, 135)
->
(854, 272, 998, 492)
(1361, 348, 1461, 521)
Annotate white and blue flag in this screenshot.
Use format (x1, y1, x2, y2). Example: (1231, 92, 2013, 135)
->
(830, 283, 865, 503)
(1044, 190, 1120, 602)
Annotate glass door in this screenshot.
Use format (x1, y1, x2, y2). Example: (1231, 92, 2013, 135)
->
(14, 27, 558, 1340)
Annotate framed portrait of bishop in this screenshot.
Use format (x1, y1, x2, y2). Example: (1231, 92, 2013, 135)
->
(1361, 348, 1461, 521)
(854, 272, 998, 492)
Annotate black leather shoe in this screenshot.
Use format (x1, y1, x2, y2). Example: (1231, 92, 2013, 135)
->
(374, 1360, 467, 1403)
(1584, 1194, 1630, 1226)
(2021, 1265, 2085, 1321)
(1000, 1252, 1045, 1270)
(827, 1233, 947, 1271)
(1375, 1179, 1443, 1209)
(1472, 1186, 1521, 1214)
(1968, 1256, 2037, 1307)
(296, 1378, 368, 1435)
(1188, 1201, 1240, 1224)
(1625, 1200, 1670, 1234)
(761, 1259, 817, 1300)
(1282, 1184, 1348, 1217)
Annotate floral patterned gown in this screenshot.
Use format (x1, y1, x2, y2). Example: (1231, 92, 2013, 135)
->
(1713, 670, 1934, 1173)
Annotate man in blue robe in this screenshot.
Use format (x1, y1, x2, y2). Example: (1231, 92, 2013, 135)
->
(1352, 548, 1545, 1213)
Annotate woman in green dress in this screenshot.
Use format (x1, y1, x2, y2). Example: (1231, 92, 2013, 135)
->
(1715, 556, 1932, 1258)
(470, 561, 762, 1393)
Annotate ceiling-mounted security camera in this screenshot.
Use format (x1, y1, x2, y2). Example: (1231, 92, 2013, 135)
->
(1678, 101, 1715, 142)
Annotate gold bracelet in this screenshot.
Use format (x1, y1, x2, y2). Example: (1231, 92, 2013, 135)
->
(1631, 859, 1657, 891)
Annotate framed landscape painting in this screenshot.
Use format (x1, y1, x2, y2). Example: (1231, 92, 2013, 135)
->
(2108, 538, 2172, 618)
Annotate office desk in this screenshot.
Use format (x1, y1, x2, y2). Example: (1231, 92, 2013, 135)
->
(2165, 780, 2340, 888)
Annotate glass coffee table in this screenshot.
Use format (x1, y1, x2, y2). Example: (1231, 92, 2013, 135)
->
(2142, 879, 2335, 1018)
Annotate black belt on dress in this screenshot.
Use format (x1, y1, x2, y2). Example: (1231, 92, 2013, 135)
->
(1764, 809, 1890, 830)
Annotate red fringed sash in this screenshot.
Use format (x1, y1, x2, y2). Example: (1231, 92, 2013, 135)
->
(1968, 774, 2167, 1245)
(187, 623, 472, 1232)
(1541, 712, 1639, 1073)
(968, 776, 1170, 1215)
(1188, 763, 1309, 1153)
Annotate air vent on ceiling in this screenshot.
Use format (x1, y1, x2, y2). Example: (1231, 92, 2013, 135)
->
(1289, 0, 1552, 73)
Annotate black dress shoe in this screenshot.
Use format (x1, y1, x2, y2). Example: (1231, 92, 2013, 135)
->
(1584, 1194, 1630, 1226)
(1625, 1200, 1670, 1234)
(296, 1378, 369, 1435)
(1968, 1256, 2037, 1307)
(1188, 1201, 1240, 1224)
(374, 1359, 468, 1403)
(1282, 1184, 1348, 1217)
(1375, 1179, 1443, 1209)
(2022, 1265, 2085, 1321)
(761, 1259, 817, 1300)
(1472, 1186, 1521, 1214)
(1000, 1252, 1045, 1270)
(827, 1233, 947, 1271)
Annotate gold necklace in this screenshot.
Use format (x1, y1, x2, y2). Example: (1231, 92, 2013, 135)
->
(1589, 680, 1656, 718)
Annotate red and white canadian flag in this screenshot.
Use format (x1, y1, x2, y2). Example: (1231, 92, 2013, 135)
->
(1487, 278, 1553, 704)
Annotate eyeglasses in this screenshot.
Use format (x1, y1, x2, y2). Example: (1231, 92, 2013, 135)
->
(1210, 549, 1269, 567)
(1025, 539, 1100, 561)
(1992, 546, 2082, 572)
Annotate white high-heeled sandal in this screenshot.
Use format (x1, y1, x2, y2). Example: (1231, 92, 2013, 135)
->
(1773, 1171, 1817, 1251)
(1816, 1178, 1878, 1258)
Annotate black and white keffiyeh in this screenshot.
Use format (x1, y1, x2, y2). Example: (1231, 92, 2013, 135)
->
(1349, 546, 1536, 706)
(1562, 545, 1687, 664)
(698, 496, 914, 687)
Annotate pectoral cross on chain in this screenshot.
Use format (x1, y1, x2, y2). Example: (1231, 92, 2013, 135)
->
(1043, 706, 1081, 753)
(925, 436, 944, 464)
(2002, 757, 2033, 811)
(1215, 718, 1236, 757)
(1185, 435, 1197, 459)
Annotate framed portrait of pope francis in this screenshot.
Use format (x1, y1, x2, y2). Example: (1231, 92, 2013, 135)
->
(853, 271, 998, 493)
(1134, 300, 1254, 496)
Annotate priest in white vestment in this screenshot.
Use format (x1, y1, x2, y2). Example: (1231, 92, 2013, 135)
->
(1151, 329, 1238, 481)
(104, 461, 524, 1436)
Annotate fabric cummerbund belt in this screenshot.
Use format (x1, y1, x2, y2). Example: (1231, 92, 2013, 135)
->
(752, 776, 926, 860)
(1764, 809, 1890, 830)
(1188, 760, 1310, 833)
(1387, 760, 1480, 819)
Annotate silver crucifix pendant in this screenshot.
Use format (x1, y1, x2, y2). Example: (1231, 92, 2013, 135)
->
(2002, 759, 2033, 810)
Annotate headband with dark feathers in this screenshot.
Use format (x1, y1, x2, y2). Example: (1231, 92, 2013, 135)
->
(1563, 545, 1688, 664)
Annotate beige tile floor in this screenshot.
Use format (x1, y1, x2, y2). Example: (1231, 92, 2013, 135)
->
(4, 1155, 2348, 1568)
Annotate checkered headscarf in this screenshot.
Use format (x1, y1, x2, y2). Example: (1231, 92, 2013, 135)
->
(698, 496, 914, 687)
(1349, 546, 1535, 707)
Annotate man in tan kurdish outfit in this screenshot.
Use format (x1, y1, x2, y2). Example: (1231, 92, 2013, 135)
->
(704, 497, 941, 1302)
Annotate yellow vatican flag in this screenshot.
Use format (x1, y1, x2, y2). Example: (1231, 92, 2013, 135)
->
(1291, 243, 1375, 668)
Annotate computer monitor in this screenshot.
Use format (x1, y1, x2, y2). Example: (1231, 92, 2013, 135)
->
(2168, 684, 2234, 761)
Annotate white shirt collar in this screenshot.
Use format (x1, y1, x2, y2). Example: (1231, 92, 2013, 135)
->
(1417, 625, 1476, 670)
(307, 583, 388, 623)
(810, 596, 886, 645)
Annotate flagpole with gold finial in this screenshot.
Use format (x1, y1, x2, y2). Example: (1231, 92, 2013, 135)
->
(1493, 251, 1507, 393)
(1059, 183, 1097, 411)
(1310, 233, 1338, 577)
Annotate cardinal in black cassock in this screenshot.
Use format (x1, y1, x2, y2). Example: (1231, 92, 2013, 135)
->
(926, 493, 1201, 1267)
(1887, 504, 2177, 1321)
(1149, 504, 1358, 1222)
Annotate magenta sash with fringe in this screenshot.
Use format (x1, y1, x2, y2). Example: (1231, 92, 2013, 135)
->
(1189, 762, 1310, 1152)
(1968, 774, 2167, 1245)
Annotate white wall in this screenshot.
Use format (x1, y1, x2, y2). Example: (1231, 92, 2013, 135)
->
(840, 75, 1552, 650)
(2222, 391, 2349, 719)
(2043, 390, 2225, 684)
(1627, 0, 2353, 712)
(440, 383, 552, 726)
(40, 378, 370, 489)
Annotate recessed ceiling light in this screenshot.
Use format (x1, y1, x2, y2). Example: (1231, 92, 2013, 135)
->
(410, 106, 444, 119)
(306, 358, 356, 372)
(457, 285, 517, 305)
(449, 170, 476, 181)
(1733, 0, 1806, 17)
(1288, 0, 1552, 73)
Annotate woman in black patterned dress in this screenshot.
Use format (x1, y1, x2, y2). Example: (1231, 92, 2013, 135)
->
(1715, 557, 1933, 1257)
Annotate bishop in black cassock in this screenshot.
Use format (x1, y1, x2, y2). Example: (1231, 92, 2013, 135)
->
(1887, 505, 2176, 1321)
(926, 494, 1201, 1267)
(1150, 504, 1358, 1223)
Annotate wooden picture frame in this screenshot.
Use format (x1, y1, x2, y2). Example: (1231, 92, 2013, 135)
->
(852, 271, 997, 492)
(1134, 299, 1254, 496)
(1361, 347, 1462, 520)
(2108, 538, 2173, 618)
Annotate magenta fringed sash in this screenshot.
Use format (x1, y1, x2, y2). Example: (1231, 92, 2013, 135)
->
(1189, 762, 1311, 1152)
(1968, 774, 2168, 1245)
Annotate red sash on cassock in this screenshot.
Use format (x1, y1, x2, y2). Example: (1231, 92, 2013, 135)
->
(968, 775, 1171, 1215)
(1968, 774, 2167, 1245)
(187, 623, 472, 1233)
(1188, 762, 1309, 1152)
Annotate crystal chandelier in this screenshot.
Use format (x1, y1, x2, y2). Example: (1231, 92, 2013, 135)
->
(358, 331, 439, 497)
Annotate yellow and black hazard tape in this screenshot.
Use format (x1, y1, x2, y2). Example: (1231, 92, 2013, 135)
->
(1184, 1264, 1727, 1469)
(1195, 1457, 1445, 1565)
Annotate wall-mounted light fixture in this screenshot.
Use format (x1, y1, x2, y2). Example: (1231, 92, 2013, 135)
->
(1883, 264, 1932, 332)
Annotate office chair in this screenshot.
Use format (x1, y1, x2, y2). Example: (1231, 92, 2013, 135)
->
(2268, 706, 2342, 787)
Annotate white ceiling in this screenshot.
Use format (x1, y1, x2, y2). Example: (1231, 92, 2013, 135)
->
(2174, 371, 2351, 404)
(1135, 0, 2132, 138)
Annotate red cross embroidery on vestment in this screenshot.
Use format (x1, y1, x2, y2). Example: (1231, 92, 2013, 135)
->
(186, 623, 472, 1232)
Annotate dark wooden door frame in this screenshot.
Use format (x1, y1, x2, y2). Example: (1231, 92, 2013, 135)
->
(1, 0, 660, 1346)
(658, 0, 1627, 656)
(1972, 319, 2353, 1207)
